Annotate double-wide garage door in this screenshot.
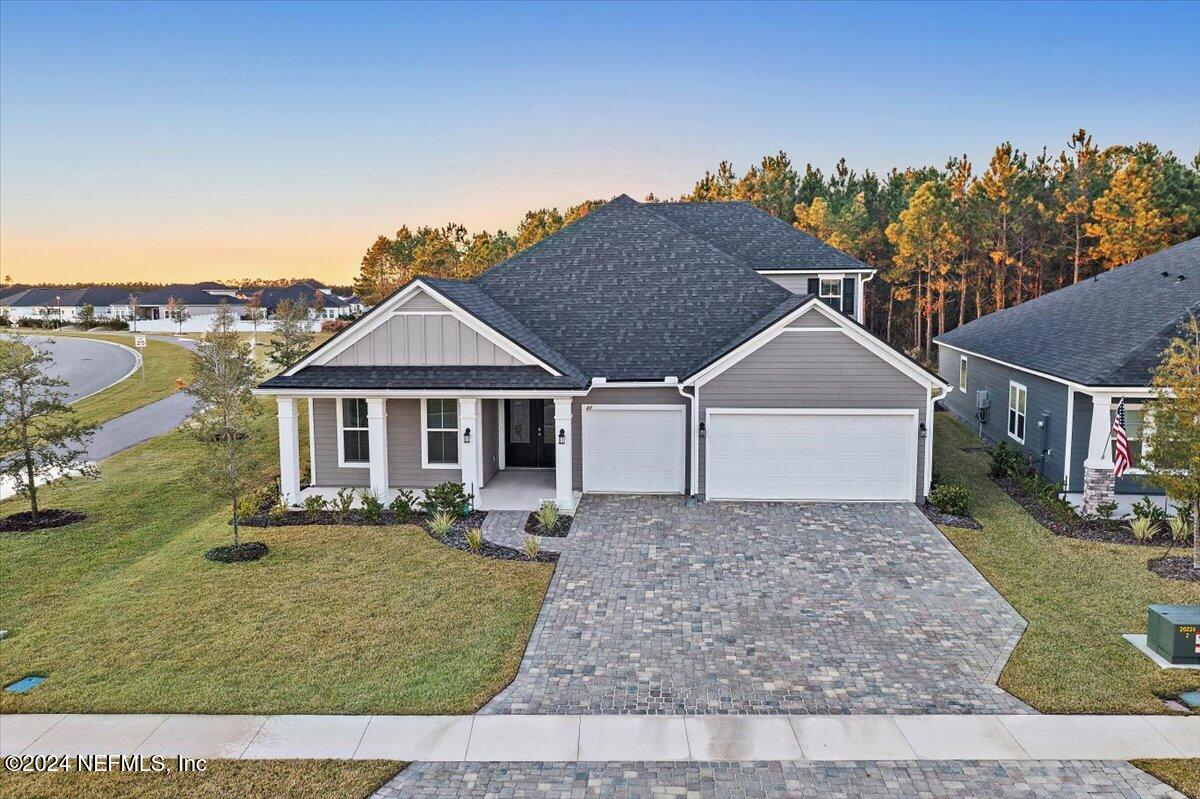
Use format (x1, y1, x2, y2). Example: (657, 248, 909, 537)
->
(582, 405, 686, 494)
(705, 409, 917, 501)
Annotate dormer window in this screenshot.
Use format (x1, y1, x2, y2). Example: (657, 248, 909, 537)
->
(819, 278, 842, 310)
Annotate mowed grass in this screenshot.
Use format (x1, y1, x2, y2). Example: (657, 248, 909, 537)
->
(934, 413, 1200, 714)
(0, 760, 403, 799)
(0, 405, 553, 715)
(13, 331, 193, 429)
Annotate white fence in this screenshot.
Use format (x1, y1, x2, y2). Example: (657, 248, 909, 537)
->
(129, 314, 322, 333)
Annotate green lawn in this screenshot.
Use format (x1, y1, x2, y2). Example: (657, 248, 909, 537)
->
(934, 413, 1200, 714)
(0, 760, 403, 799)
(0, 404, 553, 715)
(12, 330, 194, 429)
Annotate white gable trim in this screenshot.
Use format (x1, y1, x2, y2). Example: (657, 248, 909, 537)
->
(685, 299, 948, 391)
(283, 280, 561, 377)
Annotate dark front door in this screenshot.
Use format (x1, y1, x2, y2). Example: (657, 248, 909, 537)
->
(505, 399, 556, 468)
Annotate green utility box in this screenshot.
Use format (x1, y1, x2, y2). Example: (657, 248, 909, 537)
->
(1147, 604, 1200, 665)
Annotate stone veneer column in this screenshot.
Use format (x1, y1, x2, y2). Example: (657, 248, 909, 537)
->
(1082, 394, 1115, 516)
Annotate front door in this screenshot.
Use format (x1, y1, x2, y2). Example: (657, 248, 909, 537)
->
(505, 399, 556, 468)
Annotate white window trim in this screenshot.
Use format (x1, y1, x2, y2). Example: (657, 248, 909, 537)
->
(1007, 381, 1027, 444)
(818, 277, 843, 310)
(336, 397, 370, 468)
(1112, 402, 1149, 475)
(421, 397, 461, 469)
(958, 355, 968, 393)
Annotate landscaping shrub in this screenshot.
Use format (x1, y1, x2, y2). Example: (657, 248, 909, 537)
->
(1131, 497, 1170, 528)
(523, 535, 540, 561)
(334, 487, 355, 518)
(929, 484, 971, 517)
(534, 499, 560, 533)
(321, 319, 350, 333)
(1168, 514, 1190, 542)
(303, 494, 327, 518)
(1094, 501, 1119, 521)
(95, 319, 129, 330)
(428, 511, 455, 539)
(1129, 516, 1158, 542)
(988, 441, 1027, 479)
(266, 500, 287, 526)
(465, 527, 484, 552)
(235, 494, 261, 522)
(389, 489, 417, 521)
(359, 489, 384, 524)
(421, 481, 471, 517)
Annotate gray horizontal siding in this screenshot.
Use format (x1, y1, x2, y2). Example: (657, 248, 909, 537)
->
(572, 387, 691, 493)
(762, 273, 814, 294)
(937, 344, 1069, 486)
(311, 397, 462, 489)
(699, 330, 928, 498)
(1069, 396, 1162, 496)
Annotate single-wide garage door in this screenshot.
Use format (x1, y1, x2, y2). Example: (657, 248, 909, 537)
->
(583, 405, 686, 494)
(706, 409, 917, 501)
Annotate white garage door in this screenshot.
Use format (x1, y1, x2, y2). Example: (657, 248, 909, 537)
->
(706, 409, 917, 501)
(583, 405, 686, 494)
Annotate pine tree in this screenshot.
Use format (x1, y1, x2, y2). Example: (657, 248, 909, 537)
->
(1087, 152, 1189, 269)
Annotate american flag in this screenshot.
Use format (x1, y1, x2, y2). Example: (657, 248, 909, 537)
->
(1112, 400, 1131, 478)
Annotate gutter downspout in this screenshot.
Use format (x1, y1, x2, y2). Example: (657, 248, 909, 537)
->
(676, 383, 699, 500)
(860, 271, 876, 325)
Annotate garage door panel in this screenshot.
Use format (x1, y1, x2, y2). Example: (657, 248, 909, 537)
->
(583, 406, 686, 494)
(706, 410, 915, 501)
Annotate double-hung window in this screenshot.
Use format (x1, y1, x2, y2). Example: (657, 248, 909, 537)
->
(958, 356, 968, 393)
(819, 278, 843, 311)
(422, 398, 459, 468)
(338, 398, 370, 466)
(1007, 381, 1027, 443)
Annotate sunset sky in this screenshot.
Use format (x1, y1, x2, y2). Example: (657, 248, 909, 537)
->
(2, 0, 1198, 286)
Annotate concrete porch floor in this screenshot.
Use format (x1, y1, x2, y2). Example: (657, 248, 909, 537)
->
(297, 469, 578, 512)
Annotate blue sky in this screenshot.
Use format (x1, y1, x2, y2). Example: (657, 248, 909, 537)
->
(2, 0, 1198, 283)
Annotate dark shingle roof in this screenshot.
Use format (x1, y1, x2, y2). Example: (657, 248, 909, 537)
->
(937, 237, 1200, 386)
(254, 284, 347, 311)
(269, 194, 864, 390)
(135, 285, 246, 305)
(1, 286, 129, 307)
(260, 365, 584, 390)
(648, 201, 871, 272)
(471, 195, 796, 380)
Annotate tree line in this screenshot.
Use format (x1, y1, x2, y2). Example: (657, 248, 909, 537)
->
(354, 130, 1200, 359)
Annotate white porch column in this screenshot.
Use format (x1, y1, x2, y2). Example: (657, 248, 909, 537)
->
(277, 397, 301, 506)
(1082, 394, 1115, 515)
(458, 398, 482, 499)
(554, 398, 574, 511)
(366, 398, 389, 498)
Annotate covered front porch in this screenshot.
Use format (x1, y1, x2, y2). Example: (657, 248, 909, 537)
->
(274, 394, 580, 513)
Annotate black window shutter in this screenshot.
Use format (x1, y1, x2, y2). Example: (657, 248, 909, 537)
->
(841, 277, 856, 316)
(807, 277, 819, 296)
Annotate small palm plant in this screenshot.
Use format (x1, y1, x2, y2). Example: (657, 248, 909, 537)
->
(465, 527, 484, 552)
(428, 511, 455, 539)
(1130, 516, 1158, 543)
(523, 535, 540, 561)
(534, 500, 560, 534)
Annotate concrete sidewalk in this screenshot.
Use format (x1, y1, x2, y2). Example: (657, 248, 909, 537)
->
(3, 714, 1196, 762)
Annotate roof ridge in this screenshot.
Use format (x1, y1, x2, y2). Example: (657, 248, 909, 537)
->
(636, 199, 781, 279)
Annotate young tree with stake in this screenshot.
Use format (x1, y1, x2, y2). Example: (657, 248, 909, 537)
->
(0, 333, 98, 526)
(1144, 314, 1200, 569)
(185, 304, 263, 560)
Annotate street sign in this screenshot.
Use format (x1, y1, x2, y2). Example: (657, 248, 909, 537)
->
(134, 335, 147, 348)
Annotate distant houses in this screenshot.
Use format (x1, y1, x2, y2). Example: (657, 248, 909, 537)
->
(0, 279, 366, 329)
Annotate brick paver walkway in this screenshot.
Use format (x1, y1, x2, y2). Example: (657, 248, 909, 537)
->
(376, 761, 1183, 798)
(483, 496, 1030, 715)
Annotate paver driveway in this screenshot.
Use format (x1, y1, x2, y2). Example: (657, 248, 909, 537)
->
(483, 495, 1030, 715)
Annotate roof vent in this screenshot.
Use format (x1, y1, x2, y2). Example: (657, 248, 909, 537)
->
(1162, 271, 1170, 277)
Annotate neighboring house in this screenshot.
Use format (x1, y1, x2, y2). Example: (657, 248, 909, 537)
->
(111, 285, 248, 321)
(251, 283, 355, 320)
(0, 286, 128, 322)
(935, 237, 1199, 516)
(256, 195, 947, 511)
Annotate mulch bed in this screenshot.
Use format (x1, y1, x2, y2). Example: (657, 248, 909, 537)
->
(240, 508, 423, 527)
(1147, 556, 1200, 583)
(993, 473, 1176, 547)
(0, 509, 87, 533)
(205, 541, 269, 563)
(921, 504, 982, 530)
(524, 513, 573, 538)
(426, 511, 558, 563)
